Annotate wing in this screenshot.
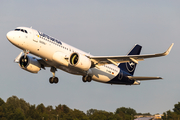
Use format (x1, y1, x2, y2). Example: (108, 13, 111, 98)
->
(37, 59, 51, 68)
(127, 76, 162, 81)
(90, 43, 174, 66)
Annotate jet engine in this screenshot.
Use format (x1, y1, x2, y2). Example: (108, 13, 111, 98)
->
(69, 52, 91, 71)
(19, 55, 41, 73)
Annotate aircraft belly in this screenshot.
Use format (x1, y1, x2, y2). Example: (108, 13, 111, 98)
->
(91, 68, 116, 82)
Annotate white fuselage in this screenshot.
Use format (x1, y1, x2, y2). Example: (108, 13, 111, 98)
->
(7, 27, 120, 83)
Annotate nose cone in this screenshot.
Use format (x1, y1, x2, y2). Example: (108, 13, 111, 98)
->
(6, 31, 14, 42)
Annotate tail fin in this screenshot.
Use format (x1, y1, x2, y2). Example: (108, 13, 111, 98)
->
(118, 44, 142, 75)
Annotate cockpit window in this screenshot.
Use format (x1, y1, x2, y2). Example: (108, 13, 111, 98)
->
(15, 29, 21, 31)
(15, 29, 28, 33)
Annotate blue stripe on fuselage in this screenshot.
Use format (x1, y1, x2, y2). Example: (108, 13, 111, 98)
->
(107, 69, 134, 85)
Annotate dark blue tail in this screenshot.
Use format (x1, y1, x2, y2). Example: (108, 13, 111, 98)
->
(118, 44, 142, 76)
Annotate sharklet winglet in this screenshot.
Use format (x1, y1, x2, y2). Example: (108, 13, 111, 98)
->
(163, 43, 174, 56)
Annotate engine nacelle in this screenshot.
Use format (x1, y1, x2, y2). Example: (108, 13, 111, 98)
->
(19, 55, 41, 73)
(69, 52, 91, 71)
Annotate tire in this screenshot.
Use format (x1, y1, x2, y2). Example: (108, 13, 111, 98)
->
(49, 77, 54, 84)
(54, 77, 59, 84)
(82, 76, 87, 82)
(87, 76, 92, 82)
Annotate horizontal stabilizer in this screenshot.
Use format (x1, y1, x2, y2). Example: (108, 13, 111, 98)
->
(127, 76, 162, 81)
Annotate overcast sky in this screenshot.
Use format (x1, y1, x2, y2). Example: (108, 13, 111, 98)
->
(0, 0, 180, 114)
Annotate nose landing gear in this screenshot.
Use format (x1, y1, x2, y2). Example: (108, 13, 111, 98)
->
(49, 67, 59, 84)
(23, 50, 30, 58)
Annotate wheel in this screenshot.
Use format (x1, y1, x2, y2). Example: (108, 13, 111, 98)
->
(87, 76, 92, 82)
(49, 77, 54, 84)
(82, 76, 87, 82)
(54, 77, 59, 84)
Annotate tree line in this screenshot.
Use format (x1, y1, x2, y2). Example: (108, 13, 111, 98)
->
(0, 96, 179, 120)
(162, 102, 180, 120)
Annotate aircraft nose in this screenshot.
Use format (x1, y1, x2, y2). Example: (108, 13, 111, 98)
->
(6, 31, 14, 42)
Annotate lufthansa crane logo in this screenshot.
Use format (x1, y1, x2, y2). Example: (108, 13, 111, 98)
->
(126, 62, 135, 72)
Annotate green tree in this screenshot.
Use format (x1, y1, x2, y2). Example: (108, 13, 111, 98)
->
(162, 112, 167, 120)
(0, 98, 5, 106)
(6, 96, 20, 113)
(136, 112, 151, 116)
(0, 106, 6, 119)
(163, 102, 180, 120)
(167, 110, 178, 120)
(36, 103, 46, 114)
(0, 98, 6, 119)
(115, 107, 136, 115)
(36, 103, 49, 120)
(115, 107, 136, 120)
(87, 109, 98, 117)
(26, 105, 40, 119)
(173, 102, 180, 115)
(62, 104, 71, 114)
(71, 109, 88, 120)
(13, 108, 25, 120)
(6, 108, 25, 120)
(55, 104, 72, 119)
(19, 98, 30, 115)
(87, 109, 115, 120)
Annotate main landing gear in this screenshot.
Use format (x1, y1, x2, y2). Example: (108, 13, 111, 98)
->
(49, 67, 59, 84)
(82, 75, 92, 82)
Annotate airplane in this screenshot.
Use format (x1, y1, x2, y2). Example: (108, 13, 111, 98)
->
(6, 27, 174, 85)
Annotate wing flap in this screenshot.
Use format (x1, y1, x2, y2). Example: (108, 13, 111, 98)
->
(127, 76, 162, 81)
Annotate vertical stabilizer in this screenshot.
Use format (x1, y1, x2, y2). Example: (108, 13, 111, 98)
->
(118, 44, 142, 75)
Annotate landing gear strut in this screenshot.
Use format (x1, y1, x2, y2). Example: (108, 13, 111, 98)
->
(82, 75, 92, 82)
(49, 67, 59, 84)
(23, 50, 29, 58)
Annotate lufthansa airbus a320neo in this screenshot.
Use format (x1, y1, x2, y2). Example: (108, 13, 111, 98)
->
(6, 27, 173, 85)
